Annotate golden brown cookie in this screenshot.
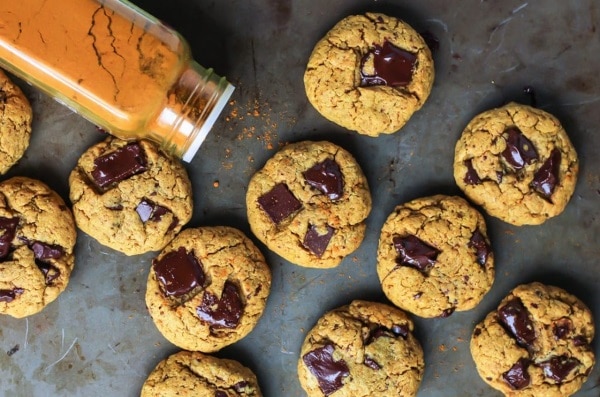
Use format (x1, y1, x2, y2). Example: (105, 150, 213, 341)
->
(145, 226, 271, 352)
(68, 137, 193, 255)
(246, 141, 371, 269)
(454, 102, 578, 225)
(470, 282, 595, 397)
(304, 13, 434, 136)
(141, 350, 262, 397)
(0, 177, 76, 318)
(0, 69, 32, 174)
(297, 300, 424, 397)
(377, 195, 494, 318)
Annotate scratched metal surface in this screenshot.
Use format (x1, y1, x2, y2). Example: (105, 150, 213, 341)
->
(1, 0, 599, 396)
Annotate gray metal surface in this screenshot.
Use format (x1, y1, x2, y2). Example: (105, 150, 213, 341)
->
(1, 0, 599, 396)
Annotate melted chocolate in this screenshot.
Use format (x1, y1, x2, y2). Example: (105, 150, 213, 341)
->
(257, 183, 302, 224)
(196, 281, 244, 329)
(360, 40, 417, 87)
(538, 355, 580, 383)
(364, 356, 381, 370)
(91, 143, 148, 189)
(0, 288, 24, 303)
(233, 381, 249, 392)
(531, 149, 561, 201)
(502, 358, 531, 390)
(302, 344, 350, 396)
(553, 317, 573, 340)
(501, 127, 538, 170)
(303, 159, 344, 200)
(0, 217, 19, 259)
(30, 241, 64, 260)
(215, 392, 227, 397)
(136, 199, 178, 231)
(303, 224, 335, 258)
(497, 298, 536, 347)
(393, 235, 440, 273)
(464, 159, 482, 185)
(468, 229, 491, 266)
(152, 247, 205, 297)
(366, 324, 409, 345)
(440, 307, 455, 318)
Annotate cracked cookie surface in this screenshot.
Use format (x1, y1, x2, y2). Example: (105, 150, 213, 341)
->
(145, 226, 271, 352)
(141, 350, 262, 397)
(470, 282, 595, 397)
(454, 102, 578, 225)
(246, 141, 371, 268)
(68, 137, 192, 255)
(0, 177, 76, 318)
(304, 13, 434, 136)
(0, 69, 32, 174)
(297, 300, 424, 397)
(377, 195, 494, 318)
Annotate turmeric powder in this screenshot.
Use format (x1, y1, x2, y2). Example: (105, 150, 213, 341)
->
(0, 0, 233, 161)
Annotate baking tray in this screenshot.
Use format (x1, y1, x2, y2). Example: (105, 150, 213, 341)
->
(1, 0, 599, 395)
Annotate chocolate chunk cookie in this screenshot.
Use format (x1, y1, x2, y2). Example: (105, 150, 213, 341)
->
(0, 177, 76, 318)
(377, 195, 494, 318)
(0, 69, 32, 174)
(471, 282, 595, 396)
(454, 102, 578, 225)
(68, 137, 193, 255)
(297, 300, 424, 397)
(246, 141, 371, 269)
(304, 13, 434, 136)
(141, 350, 262, 397)
(145, 226, 271, 352)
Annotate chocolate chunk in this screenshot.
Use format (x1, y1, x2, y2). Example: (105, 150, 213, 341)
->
(233, 381, 249, 392)
(366, 325, 408, 345)
(36, 262, 61, 284)
(531, 149, 561, 201)
(257, 183, 302, 224)
(497, 298, 536, 347)
(0, 288, 24, 303)
(501, 127, 538, 170)
(364, 356, 381, 370)
(152, 247, 205, 297)
(303, 224, 335, 258)
(30, 241, 64, 260)
(91, 142, 147, 189)
(538, 355, 580, 383)
(302, 344, 350, 396)
(572, 335, 588, 347)
(0, 217, 19, 259)
(360, 40, 417, 87)
(468, 229, 491, 266)
(464, 159, 482, 185)
(393, 235, 440, 273)
(136, 198, 178, 230)
(215, 392, 227, 397)
(553, 317, 573, 340)
(502, 358, 531, 390)
(440, 307, 455, 318)
(197, 281, 244, 329)
(303, 159, 344, 200)
(391, 324, 409, 338)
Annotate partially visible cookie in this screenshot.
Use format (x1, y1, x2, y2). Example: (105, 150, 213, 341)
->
(297, 300, 424, 397)
(68, 137, 193, 255)
(0, 69, 32, 174)
(471, 282, 595, 397)
(377, 195, 494, 318)
(145, 226, 271, 352)
(304, 13, 434, 136)
(454, 102, 578, 225)
(246, 141, 371, 268)
(141, 350, 262, 397)
(0, 177, 76, 318)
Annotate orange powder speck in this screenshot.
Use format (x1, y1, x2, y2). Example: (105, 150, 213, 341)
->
(213, 180, 219, 188)
(438, 344, 447, 352)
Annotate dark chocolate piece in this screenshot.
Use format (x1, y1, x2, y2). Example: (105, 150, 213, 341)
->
(538, 355, 580, 383)
(393, 235, 440, 273)
(303, 159, 344, 200)
(302, 344, 350, 396)
(0, 288, 24, 303)
(196, 281, 244, 329)
(531, 149, 561, 201)
(464, 159, 482, 185)
(553, 317, 572, 340)
(91, 142, 147, 189)
(572, 335, 588, 347)
(36, 262, 61, 284)
(215, 392, 227, 397)
(364, 356, 381, 370)
(303, 224, 335, 258)
(0, 217, 18, 259)
(257, 183, 302, 224)
(232, 381, 249, 392)
(468, 229, 491, 266)
(152, 247, 205, 297)
(501, 127, 538, 170)
(440, 307, 455, 318)
(360, 40, 417, 87)
(502, 358, 531, 390)
(366, 324, 408, 345)
(497, 298, 536, 347)
(391, 324, 409, 338)
(30, 241, 64, 260)
(136, 198, 178, 231)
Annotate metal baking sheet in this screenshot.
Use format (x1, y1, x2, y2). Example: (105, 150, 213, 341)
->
(2, 0, 599, 395)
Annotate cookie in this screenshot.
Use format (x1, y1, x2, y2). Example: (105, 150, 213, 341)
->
(0, 69, 32, 174)
(0, 177, 76, 318)
(141, 350, 262, 397)
(68, 137, 193, 255)
(297, 300, 424, 397)
(376, 195, 494, 318)
(454, 102, 578, 225)
(304, 13, 434, 136)
(246, 141, 371, 268)
(470, 282, 595, 397)
(145, 226, 271, 352)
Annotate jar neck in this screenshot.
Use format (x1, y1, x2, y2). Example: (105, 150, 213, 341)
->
(148, 62, 234, 162)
